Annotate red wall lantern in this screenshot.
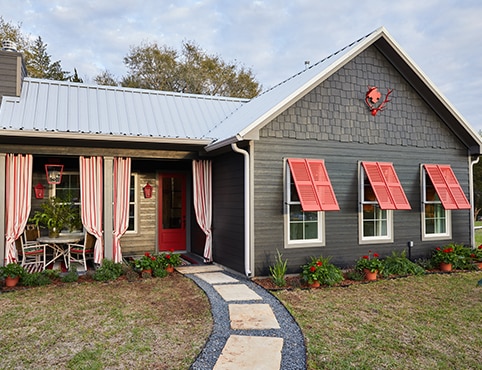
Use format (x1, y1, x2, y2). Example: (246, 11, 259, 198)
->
(34, 183, 45, 199)
(143, 183, 153, 198)
(45, 164, 64, 184)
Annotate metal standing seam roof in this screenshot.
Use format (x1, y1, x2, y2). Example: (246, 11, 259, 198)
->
(0, 77, 248, 143)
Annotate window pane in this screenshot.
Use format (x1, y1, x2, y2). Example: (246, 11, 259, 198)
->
(363, 205, 387, 237)
(289, 204, 318, 241)
(425, 203, 446, 234)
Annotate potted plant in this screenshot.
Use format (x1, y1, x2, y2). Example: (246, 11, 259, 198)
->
(160, 249, 181, 273)
(30, 196, 70, 237)
(1, 260, 25, 287)
(355, 251, 383, 281)
(134, 252, 156, 275)
(469, 245, 482, 269)
(301, 256, 343, 287)
(432, 245, 458, 272)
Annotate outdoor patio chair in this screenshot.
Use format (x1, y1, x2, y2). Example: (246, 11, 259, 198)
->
(23, 224, 41, 247)
(16, 234, 47, 272)
(67, 232, 95, 271)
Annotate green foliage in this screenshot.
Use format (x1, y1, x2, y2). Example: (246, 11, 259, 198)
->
(431, 243, 463, 266)
(111, 40, 261, 98)
(380, 251, 426, 277)
(61, 266, 79, 283)
(133, 252, 156, 270)
(269, 250, 288, 287)
(27, 36, 70, 80)
(1, 262, 25, 278)
(152, 267, 168, 278)
(30, 196, 77, 234)
(301, 255, 344, 286)
(92, 260, 123, 282)
(21, 271, 52, 286)
(355, 251, 384, 273)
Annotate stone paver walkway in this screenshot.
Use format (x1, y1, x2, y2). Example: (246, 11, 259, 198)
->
(177, 265, 306, 370)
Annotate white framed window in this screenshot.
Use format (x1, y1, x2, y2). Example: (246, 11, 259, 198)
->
(284, 160, 325, 248)
(421, 165, 451, 240)
(358, 164, 393, 244)
(125, 173, 138, 233)
(51, 172, 138, 233)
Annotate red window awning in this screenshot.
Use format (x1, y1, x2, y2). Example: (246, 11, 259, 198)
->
(362, 162, 411, 210)
(424, 164, 471, 210)
(287, 158, 339, 212)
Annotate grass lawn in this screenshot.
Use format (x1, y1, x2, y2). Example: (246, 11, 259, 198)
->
(275, 271, 482, 370)
(0, 273, 212, 370)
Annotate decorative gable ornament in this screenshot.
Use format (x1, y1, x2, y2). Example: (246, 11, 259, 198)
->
(365, 86, 393, 116)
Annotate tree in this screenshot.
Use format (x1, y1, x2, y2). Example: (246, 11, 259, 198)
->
(69, 68, 83, 83)
(94, 70, 118, 86)
(100, 41, 261, 98)
(27, 36, 70, 80)
(0, 19, 72, 81)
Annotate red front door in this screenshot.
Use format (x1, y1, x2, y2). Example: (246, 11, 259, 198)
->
(158, 173, 186, 252)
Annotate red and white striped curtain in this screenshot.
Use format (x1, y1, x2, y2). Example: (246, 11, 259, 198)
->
(4, 154, 32, 264)
(113, 157, 131, 263)
(80, 156, 103, 264)
(192, 160, 213, 262)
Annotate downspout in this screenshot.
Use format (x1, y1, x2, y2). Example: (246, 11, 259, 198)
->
(470, 155, 480, 248)
(231, 143, 251, 277)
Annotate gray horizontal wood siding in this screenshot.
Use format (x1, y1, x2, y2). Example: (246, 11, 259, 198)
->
(212, 152, 245, 272)
(252, 45, 471, 275)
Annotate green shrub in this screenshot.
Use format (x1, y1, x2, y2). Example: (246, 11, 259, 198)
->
(21, 271, 52, 286)
(92, 259, 123, 281)
(269, 250, 288, 287)
(61, 266, 79, 283)
(380, 250, 426, 277)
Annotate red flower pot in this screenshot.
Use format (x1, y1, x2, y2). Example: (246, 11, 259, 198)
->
(474, 261, 482, 270)
(364, 269, 378, 281)
(166, 265, 174, 273)
(439, 262, 452, 272)
(5, 276, 19, 287)
(309, 281, 320, 288)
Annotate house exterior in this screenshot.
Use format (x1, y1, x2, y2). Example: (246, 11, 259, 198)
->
(1, 27, 480, 276)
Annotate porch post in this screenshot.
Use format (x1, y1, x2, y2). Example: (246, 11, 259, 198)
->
(0, 153, 5, 265)
(103, 156, 114, 260)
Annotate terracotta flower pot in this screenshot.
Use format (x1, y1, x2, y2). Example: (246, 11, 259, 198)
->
(5, 276, 20, 287)
(166, 265, 174, 273)
(141, 269, 152, 276)
(364, 269, 378, 281)
(309, 281, 320, 288)
(474, 261, 482, 270)
(439, 262, 452, 272)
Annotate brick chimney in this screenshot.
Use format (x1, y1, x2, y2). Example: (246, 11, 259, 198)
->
(0, 41, 27, 106)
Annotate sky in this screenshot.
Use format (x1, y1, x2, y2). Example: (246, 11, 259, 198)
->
(1, 0, 482, 132)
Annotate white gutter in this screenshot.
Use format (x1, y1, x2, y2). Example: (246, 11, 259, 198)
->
(470, 155, 480, 248)
(231, 143, 251, 277)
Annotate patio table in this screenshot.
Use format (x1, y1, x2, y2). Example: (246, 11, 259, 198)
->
(38, 232, 84, 269)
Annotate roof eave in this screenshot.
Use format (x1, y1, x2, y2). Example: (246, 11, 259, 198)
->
(0, 129, 212, 146)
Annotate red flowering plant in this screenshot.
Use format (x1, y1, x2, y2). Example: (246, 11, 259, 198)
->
(159, 249, 182, 268)
(470, 245, 482, 262)
(431, 244, 459, 265)
(300, 255, 343, 286)
(355, 250, 384, 273)
(134, 252, 156, 271)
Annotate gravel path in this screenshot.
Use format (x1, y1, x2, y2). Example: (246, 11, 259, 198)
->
(186, 269, 307, 370)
